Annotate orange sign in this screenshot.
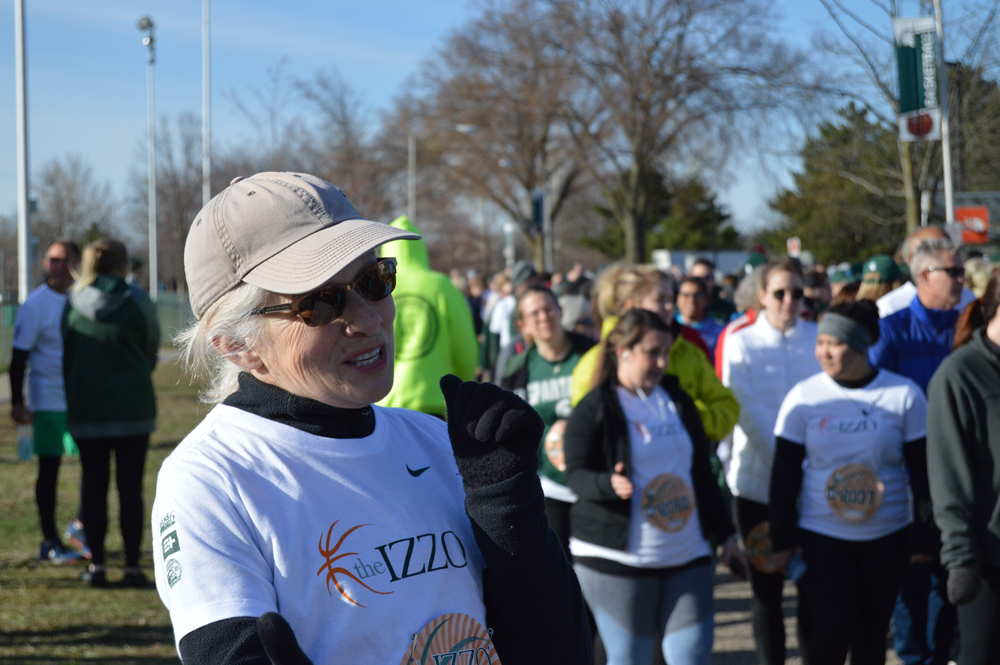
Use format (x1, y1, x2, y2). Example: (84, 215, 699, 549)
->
(955, 206, 990, 244)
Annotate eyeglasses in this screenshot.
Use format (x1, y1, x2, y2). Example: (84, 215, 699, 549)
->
(925, 265, 965, 278)
(251, 257, 397, 327)
(771, 288, 804, 301)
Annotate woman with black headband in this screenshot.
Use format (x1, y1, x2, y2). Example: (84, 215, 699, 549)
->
(768, 300, 934, 665)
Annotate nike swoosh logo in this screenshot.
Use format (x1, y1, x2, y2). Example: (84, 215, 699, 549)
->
(406, 465, 430, 477)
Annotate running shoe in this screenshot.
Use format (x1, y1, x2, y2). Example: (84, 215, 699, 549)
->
(39, 539, 85, 564)
(80, 568, 107, 588)
(64, 519, 91, 559)
(122, 571, 151, 589)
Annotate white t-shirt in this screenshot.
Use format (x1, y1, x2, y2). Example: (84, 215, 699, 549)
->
(773, 370, 927, 541)
(570, 385, 712, 568)
(488, 295, 516, 349)
(152, 405, 487, 663)
(12, 284, 68, 412)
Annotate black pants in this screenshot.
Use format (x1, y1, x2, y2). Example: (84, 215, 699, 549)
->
(735, 497, 788, 665)
(77, 435, 150, 567)
(797, 527, 909, 665)
(36, 456, 84, 542)
(957, 565, 1000, 665)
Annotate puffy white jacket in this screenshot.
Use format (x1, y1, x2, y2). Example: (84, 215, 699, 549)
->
(721, 315, 819, 503)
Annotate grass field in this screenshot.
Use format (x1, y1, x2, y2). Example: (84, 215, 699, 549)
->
(0, 355, 205, 663)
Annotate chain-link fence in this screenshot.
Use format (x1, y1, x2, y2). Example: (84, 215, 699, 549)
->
(0, 292, 194, 372)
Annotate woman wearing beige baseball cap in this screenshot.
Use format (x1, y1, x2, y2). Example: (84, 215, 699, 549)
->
(152, 173, 589, 665)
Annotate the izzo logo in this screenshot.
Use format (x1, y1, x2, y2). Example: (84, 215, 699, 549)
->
(319, 520, 470, 608)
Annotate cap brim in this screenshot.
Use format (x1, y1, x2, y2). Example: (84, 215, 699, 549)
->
(242, 218, 420, 295)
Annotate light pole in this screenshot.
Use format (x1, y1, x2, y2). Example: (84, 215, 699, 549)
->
(406, 124, 476, 223)
(202, 0, 211, 207)
(138, 16, 157, 300)
(15, 0, 31, 302)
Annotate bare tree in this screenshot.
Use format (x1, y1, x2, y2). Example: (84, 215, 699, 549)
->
(296, 68, 395, 221)
(550, 0, 812, 262)
(33, 154, 116, 251)
(403, 0, 584, 269)
(815, 0, 1000, 231)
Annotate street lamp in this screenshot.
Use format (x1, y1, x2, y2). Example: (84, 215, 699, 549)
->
(407, 123, 476, 223)
(138, 16, 157, 300)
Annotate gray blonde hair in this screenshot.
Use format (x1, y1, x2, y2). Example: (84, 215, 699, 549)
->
(909, 238, 959, 278)
(176, 282, 269, 404)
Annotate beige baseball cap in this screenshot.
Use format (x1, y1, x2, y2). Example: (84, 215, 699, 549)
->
(184, 172, 420, 319)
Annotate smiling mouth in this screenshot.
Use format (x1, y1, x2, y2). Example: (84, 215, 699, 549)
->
(348, 347, 382, 367)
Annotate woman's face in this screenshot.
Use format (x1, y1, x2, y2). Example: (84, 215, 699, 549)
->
(759, 270, 804, 332)
(517, 292, 564, 345)
(815, 333, 868, 381)
(617, 329, 673, 393)
(635, 279, 675, 322)
(253, 253, 396, 409)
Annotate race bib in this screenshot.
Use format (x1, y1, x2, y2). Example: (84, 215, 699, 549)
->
(826, 463, 884, 522)
(401, 613, 500, 665)
(745, 521, 781, 574)
(641, 473, 695, 533)
(545, 420, 567, 472)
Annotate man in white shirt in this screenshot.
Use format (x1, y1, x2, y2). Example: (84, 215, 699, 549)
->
(877, 226, 976, 317)
(10, 241, 86, 563)
(721, 256, 820, 665)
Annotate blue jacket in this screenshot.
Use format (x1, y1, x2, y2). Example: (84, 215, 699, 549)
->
(869, 295, 958, 393)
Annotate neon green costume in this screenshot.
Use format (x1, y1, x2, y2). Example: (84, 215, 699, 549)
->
(376, 216, 478, 416)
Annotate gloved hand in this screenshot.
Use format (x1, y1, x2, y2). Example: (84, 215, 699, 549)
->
(440, 374, 544, 488)
(258, 612, 314, 665)
(947, 564, 982, 606)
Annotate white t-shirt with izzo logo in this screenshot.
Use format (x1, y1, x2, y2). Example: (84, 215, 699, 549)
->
(152, 405, 487, 664)
(774, 370, 927, 541)
(570, 385, 712, 568)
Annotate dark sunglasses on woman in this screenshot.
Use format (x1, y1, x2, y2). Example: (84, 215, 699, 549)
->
(771, 288, 804, 301)
(251, 257, 397, 327)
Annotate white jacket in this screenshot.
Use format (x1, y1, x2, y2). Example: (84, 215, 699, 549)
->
(721, 315, 819, 503)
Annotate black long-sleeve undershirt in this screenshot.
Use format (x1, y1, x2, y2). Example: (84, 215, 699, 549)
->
(9, 348, 28, 406)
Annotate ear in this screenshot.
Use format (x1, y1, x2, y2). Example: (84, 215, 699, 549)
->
(210, 335, 265, 371)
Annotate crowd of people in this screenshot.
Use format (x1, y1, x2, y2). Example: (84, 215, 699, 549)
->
(445, 225, 999, 665)
(12, 170, 999, 665)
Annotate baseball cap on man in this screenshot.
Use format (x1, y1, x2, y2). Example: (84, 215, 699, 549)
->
(184, 172, 419, 319)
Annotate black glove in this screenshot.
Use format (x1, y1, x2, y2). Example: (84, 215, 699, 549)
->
(440, 374, 544, 488)
(258, 612, 314, 665)
(947, 564, 982, 606)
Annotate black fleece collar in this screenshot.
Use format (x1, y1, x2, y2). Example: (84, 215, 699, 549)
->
(834, 369, 880, 390)
(223, 373, 375, 439)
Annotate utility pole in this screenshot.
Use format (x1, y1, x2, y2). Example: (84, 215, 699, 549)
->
(139, 16, 158, 300)
(15, 0, 32, 302)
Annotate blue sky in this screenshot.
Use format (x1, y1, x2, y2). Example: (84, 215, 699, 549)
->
(0, 0, 956, 235)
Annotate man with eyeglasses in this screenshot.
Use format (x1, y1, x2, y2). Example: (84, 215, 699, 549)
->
(152, 173, 589, 665)
(870, 237, 966, 665)
(720, 256, 819, 665)
(877, 226, 977, 318)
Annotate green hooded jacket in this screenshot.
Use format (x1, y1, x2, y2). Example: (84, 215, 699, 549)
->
(376, 216, 478, 416)
(62, 274, 159, 439)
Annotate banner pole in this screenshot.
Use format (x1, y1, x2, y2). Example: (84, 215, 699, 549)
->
(934, 0, 954, 226)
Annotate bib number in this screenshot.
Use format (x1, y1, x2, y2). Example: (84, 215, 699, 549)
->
(641, 473, 695, 533)
(401, 613, 500, 665)
(826, 463, 884, 522)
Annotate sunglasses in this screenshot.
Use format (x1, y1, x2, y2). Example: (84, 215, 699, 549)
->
(771, 288, 804, 301)
(251, 257, 397, 327)
(925, 265, 965, 278)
